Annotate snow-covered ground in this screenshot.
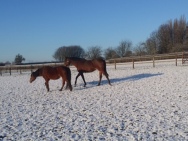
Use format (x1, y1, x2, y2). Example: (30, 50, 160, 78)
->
(1, 62, 188, 140)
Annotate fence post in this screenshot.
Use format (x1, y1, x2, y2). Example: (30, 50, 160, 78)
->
(20, 68, 22, 74)
(153, 56, 155, 67)
(0, 69, 2, 76)
(132, 59, 134, 69)
(182, 52, 184, 64)
(31, 65, 33, 73)
(114, 59, 116, 70)
(9, 67, 11, 75)
(175, 54, 177, 66)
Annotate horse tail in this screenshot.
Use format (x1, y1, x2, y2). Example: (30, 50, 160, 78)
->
(102, 59, 111, 85)
(67, 67, 72, 91)
(103, 59, 109, 76)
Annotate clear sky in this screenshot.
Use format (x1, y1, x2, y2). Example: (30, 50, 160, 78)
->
(0, 0, 188, 63)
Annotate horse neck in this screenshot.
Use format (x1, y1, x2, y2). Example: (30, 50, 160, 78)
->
(35, 68, 42, 77)
(70, 59, 79, 68)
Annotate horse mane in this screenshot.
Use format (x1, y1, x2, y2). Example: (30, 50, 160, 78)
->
(66, 57, 105, 61)
(32, 68, 41, 77)
(66, 57, 86, 61)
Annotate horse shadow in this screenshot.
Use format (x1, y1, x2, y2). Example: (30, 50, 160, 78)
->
(87, 73, 163, 86)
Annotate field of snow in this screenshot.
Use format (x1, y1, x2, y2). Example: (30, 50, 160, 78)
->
(1, 62, 188, 140)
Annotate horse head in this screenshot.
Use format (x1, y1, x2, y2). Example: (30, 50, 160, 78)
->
(30, 70, 39, 83)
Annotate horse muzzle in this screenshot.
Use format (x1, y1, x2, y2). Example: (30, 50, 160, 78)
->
(30, 78, 35, 83)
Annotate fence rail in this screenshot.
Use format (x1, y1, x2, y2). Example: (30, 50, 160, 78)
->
(108, 52, 187, 69)
(0, 62, 64, 76)
(1, 52, 188, 76)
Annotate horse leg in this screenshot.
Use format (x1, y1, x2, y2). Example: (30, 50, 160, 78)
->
(67, 81, 72, 91)
(45, 80, 50, 92)
(97, 72, 103, 86)
(65, 83, 69, 89)
(80, 72, 86, 87)
(64, 79, 69, 89)
(64, 79, 72, 91)
(63, 79, 70, 90)
(75, 72, 81, 86)
(104, 72, 112, 86)
(59, 79, 65, 91)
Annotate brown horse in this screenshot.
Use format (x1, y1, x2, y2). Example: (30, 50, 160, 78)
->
(64, 57, 111, 87)
(30, 66, 72, 92)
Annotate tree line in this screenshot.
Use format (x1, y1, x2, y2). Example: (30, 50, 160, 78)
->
(54, 16, 188, 61)
(53, 40, 133, 61)
(145, 16, 187, 54)
(0, 54, 25, 66)
(1, 16, 187, 65)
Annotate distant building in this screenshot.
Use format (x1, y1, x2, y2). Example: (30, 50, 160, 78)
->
(5, 61, 11, 66)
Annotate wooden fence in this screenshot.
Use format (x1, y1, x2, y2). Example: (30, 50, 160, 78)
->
(108, 52, 187, 69)
(1, 52, 188, 76)
(0, 62, 64, 76)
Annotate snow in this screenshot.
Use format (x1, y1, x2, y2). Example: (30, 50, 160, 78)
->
(1, 63, 188, 140)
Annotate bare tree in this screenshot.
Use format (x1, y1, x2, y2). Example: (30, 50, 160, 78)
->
(104, 47, 119, 60)
(53, 46, 85, 61)
(145, 31, 159, 55)
(85, 46, 103, 59)
(53, 47, 64, 61)
(183, 25, 188, 51)
(157, 23, 171, 53)
(116, 40, 132, 57)
(173, 16, 186, 45)
(134, 42, 147, 56)
(146, 15, 187, 54)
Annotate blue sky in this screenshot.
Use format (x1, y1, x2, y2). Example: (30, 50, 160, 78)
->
(0, 0, 188, 63)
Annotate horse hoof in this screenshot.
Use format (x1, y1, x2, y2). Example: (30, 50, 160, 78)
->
(59, 89, 62, 91)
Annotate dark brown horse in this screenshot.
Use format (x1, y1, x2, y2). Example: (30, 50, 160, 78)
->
(30, 66, 72, 92)
(64, 57, 111, 87)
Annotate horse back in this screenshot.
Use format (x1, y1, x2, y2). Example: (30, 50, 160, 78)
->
(42, 66, 60, 80)
(56, 66, 71, 80)
(92, 58, 107, 71)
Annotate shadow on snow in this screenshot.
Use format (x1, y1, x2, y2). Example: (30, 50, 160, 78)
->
(87, 73, 163, 86)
